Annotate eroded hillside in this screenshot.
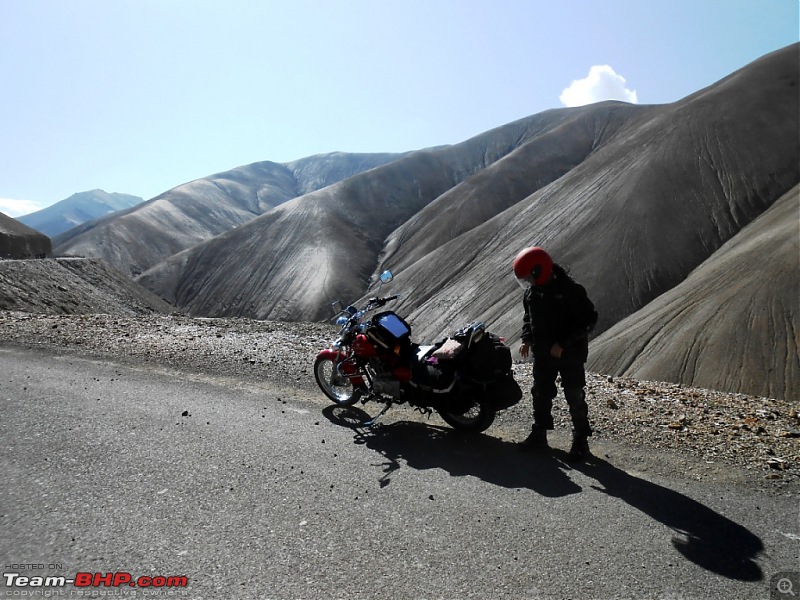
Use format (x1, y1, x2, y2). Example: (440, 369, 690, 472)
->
(0, 258, 172, 315)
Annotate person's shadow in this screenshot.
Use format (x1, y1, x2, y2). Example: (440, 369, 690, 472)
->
(324, 405, 765, 582)
(562, 451, 764, 581)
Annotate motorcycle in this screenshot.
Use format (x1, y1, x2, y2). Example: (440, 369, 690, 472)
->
(313, 271, 521, 432)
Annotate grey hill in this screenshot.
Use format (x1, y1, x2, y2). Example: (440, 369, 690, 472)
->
(2, 42, 794, 401)
(0, 212, 51, 259)
(18, 189, 143, 238)
(0, 258, 171, 315)
(54, 152, 405, 277)
(587, 184, 799, 400)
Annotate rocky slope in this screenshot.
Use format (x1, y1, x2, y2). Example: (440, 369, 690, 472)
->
(0, 212, 51, 259)
(0, 258, 171, 315)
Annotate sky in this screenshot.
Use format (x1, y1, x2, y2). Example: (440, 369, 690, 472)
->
(1, 0, 797, 217)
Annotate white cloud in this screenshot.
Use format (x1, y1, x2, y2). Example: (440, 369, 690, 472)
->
(559, 65, 638, 107)
(0, 198, 44, 218)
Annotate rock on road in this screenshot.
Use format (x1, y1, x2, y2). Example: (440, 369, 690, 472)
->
(1, 347, 797, 599)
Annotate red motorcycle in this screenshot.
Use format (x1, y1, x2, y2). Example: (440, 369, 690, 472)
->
(314, 271, 521, 432)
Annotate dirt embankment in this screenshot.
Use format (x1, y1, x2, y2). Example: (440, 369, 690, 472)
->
(0, 258, 172, 315)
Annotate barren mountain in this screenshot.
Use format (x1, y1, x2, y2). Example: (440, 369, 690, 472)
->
(142, 45, 796, 335)
(395, 44, 798, 345)
(586, 184, 799, 400)
(53, 153, 404, 276)
(41, 44, 799, 401)
(17, 189, 142, 238)
(380, 102, 651, 273)
(135, 119, 568, 318)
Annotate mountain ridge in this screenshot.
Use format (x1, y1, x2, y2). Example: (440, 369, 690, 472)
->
(54, 153, 406, 276)
(18, 189, 143, 238)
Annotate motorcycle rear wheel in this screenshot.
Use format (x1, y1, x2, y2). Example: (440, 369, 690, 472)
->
(438, 400, 495, 433)
(314, 356, 363, 407)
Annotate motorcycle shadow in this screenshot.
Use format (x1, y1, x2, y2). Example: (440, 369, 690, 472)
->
(322, 405, 581, 498)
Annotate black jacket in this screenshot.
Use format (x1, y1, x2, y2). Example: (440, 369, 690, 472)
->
(521, 264, 598, 363)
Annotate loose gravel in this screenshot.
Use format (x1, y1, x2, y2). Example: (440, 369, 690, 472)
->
(1, 311, 797, 491)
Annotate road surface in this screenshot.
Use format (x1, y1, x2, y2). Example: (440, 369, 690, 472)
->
(1, 347, 797, 599)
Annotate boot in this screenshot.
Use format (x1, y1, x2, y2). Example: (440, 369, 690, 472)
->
(566, 432, 590, 461)
(519, 426, 548, 451)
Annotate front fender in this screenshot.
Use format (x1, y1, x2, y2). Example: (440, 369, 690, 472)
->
(316, 348, 365, 386)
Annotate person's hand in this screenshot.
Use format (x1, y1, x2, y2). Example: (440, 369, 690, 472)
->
(550, 343, 564, 359)
(519, 342, 530, 359)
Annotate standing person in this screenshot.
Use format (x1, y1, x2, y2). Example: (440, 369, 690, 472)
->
(513, 246, 598, 460)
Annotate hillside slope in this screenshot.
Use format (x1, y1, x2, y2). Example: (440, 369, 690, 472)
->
(0, 258, 172, 315)
(53, 153, 404, 276)
(136, 115, 565, 319)
(586, 184, 799, 400)
(380, 102, 650, 273)
(0, 212, 51, 259)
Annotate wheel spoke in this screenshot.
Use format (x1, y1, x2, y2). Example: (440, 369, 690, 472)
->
(314, 357, 360, 406)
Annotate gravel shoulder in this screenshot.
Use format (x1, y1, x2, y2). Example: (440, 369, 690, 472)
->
(1, 310, 798, 493)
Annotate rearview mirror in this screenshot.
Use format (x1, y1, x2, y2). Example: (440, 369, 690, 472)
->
(380, 270, 394, 283)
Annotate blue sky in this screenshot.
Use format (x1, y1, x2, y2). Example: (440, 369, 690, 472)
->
(1, 0, 797, 216)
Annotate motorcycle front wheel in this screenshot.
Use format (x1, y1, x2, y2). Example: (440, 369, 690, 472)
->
(314, 356, 363, 407)
(438, 400, 495, 433)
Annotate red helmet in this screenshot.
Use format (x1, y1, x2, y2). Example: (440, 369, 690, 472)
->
(513, 247, 553, 287)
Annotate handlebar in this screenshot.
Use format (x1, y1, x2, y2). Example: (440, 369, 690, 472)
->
(370, 295, 399, 307)
(334, 295, 401, 328)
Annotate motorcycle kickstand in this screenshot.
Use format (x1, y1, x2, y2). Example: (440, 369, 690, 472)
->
(362, 401, 393, 428)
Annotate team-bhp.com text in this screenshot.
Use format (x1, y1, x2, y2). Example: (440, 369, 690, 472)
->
(3, 572, 188, 589)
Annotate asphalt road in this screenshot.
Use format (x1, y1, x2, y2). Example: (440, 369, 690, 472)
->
(1, 347, 797, 599)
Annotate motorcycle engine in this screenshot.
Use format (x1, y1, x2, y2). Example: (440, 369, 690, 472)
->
(373, 378, 401, 399)
(368, 362, 402, 399)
